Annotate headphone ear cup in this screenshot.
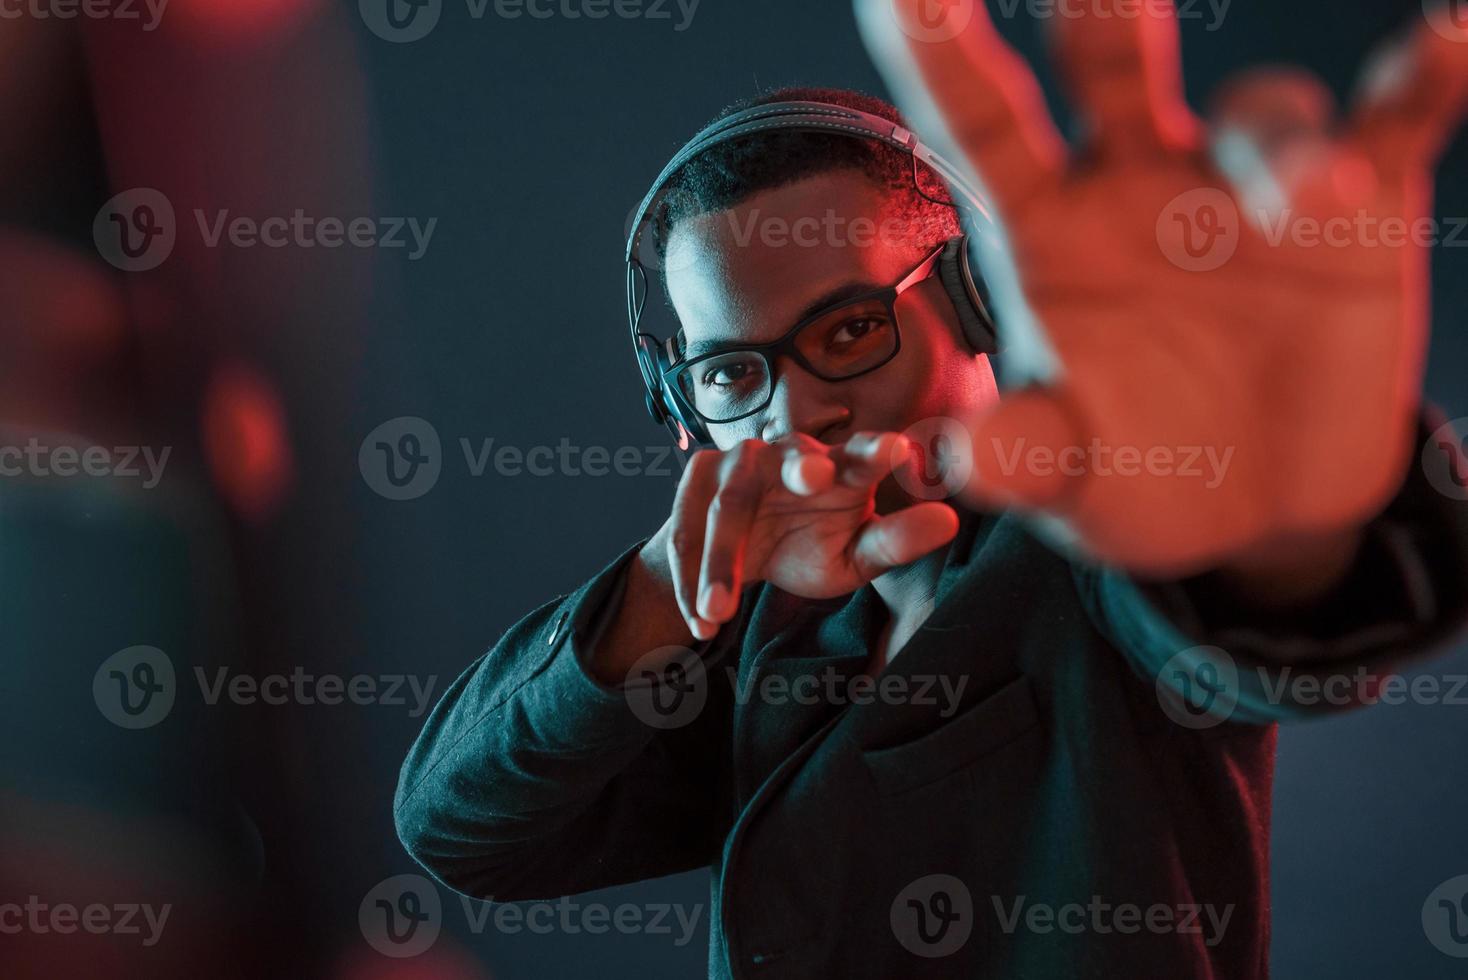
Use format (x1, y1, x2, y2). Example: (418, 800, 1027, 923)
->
(937, 235, 999, 356)
(637, 336, 670, 424)
(655, 344, 711, 448)
(640, 332, 709, 448)
(660, 381, 706, 449)
(663, 412, 695, 451)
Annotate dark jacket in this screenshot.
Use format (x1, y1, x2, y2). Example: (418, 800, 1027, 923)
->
(395, 419, 1468, 979)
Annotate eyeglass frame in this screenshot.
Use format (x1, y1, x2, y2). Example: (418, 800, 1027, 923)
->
(660, 241, 948, 427)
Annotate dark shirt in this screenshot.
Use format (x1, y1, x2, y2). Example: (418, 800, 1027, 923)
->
(395, 413, 1468, 979)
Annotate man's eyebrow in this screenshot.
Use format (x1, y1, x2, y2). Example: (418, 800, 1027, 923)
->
(682, 280, 881, 360)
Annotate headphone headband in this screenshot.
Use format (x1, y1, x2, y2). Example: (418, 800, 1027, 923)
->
(625, 100, 990, 266)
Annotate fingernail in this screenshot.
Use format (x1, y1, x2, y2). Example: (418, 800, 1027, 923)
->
(783, 454, 814, 493)
(691, 618, 716, 641)
(699, 582, 730, 620)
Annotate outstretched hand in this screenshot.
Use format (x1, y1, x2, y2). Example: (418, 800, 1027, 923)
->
(859, 0, 1468, 577)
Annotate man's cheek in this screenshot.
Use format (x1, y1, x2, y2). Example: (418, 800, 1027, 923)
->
(846, 376, 917, 433)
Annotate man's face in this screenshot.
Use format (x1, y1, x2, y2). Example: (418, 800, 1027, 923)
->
(664, 170, 998, 508)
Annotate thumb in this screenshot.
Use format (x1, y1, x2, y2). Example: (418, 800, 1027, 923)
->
(849, 502, 961, 581)
(966, 387, 1086, 511)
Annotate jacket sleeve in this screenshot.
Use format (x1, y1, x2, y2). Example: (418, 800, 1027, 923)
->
(393, 542, 737, 901)
(1074, 409, 1468, 725)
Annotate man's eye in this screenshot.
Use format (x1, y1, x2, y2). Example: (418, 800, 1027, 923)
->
(829, 317, 883, 344)
(703, 363, 750, 388)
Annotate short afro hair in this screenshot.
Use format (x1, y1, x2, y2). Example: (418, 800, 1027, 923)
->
(649, 86, 963, 271)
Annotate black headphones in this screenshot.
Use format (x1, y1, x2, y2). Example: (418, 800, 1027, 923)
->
(625, 100, 1001, 449)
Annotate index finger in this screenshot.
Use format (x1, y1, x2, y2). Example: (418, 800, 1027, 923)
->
(829, 431, 912, 488)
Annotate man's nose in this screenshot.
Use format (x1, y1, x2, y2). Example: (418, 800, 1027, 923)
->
(759, 356, 851, 444)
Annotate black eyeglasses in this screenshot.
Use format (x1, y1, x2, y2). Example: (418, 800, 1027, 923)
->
(665, 242, 946, 426)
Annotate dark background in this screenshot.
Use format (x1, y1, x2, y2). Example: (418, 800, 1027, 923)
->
(2, 0, 1466, 977)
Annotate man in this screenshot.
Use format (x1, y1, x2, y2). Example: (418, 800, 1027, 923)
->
(396, 2, 1468, 976)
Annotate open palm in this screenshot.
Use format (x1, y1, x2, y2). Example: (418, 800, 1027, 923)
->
(860, 0, 1468, 574)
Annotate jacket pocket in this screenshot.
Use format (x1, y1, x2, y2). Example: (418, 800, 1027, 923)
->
(860, 674, 1040, 796)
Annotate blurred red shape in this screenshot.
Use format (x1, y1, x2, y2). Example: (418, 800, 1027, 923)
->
(202, 362, 294, 521)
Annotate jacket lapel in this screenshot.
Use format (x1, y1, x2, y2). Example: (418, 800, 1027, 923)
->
(843, 508, 1029, 748)
(729, 585, 876, 806)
